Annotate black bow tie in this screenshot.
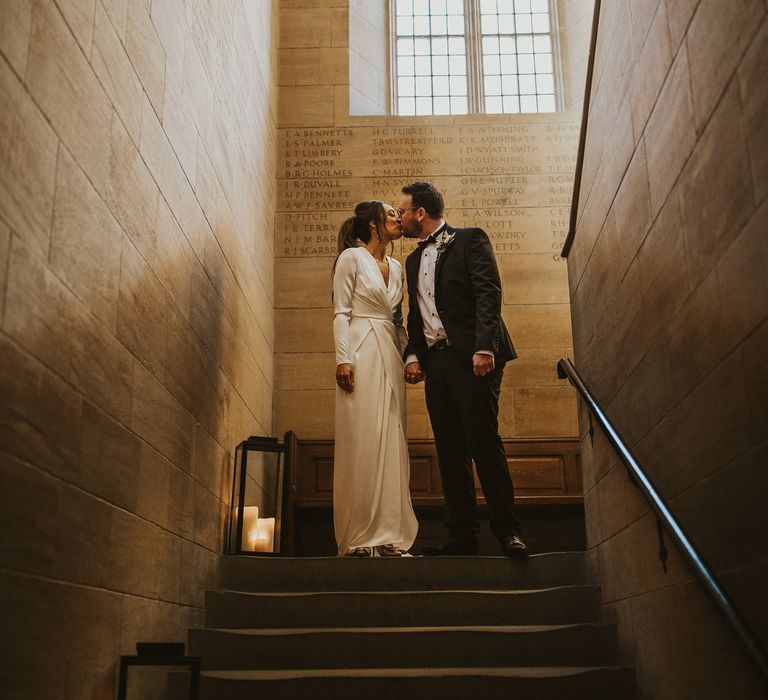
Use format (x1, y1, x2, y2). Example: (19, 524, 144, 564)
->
(417, 225, 447, 247)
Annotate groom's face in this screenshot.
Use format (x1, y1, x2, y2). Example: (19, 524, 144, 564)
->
(398, 194, 423, 238)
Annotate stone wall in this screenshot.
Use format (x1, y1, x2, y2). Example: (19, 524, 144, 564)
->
(556, 0, 593, 110)
(568, 1, 768, 697)
(0, 1, 278, 697)
(274, 0, 592, 442)
(349, 0, 389, 114)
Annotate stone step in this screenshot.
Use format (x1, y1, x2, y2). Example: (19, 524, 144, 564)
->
(218, 552, 593, 591)
(189, 622, 617, 670)
(196, 666, 637, 699)
(205, 586, 602, 628)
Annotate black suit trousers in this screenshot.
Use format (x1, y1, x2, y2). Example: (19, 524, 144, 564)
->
(424, 347, 521, 542)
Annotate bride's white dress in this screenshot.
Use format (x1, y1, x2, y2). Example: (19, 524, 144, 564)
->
(332, 247, 418, 555)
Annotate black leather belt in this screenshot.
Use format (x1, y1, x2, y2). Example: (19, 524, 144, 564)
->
(429, 338, 452, 351)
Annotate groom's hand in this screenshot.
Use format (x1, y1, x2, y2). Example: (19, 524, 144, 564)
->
(404, 361, 423, 384)
(336, 363, 355, 393)
(473, 353, 495, 376)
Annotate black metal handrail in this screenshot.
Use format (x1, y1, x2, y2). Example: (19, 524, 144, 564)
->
(557, 357, 768, 683)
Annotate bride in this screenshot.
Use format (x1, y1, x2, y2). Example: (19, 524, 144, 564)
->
(332, 200, 418, 557)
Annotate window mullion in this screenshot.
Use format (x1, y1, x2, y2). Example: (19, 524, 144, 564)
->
(464, 0, 483, 113)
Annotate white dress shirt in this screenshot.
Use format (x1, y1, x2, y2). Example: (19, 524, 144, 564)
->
(416, 220, 448, 349)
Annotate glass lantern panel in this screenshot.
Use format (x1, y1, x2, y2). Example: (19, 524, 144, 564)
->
(233, 442, 285, 555)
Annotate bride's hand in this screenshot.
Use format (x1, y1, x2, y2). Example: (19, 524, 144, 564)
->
(336, 363, 355, 393)
(404, 361, 423, 384)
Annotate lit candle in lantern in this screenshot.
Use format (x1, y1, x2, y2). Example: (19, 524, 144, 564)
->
(242, 507, 275, 552)
(254, 517, 275, 553)
(243, 506, 260, 551)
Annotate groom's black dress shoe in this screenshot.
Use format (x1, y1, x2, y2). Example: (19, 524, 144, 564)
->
(422, 538, 479, 556)
(502, 534, 529, 558)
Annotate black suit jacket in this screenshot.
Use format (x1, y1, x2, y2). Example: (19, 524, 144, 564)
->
(404, 224, 517, 369)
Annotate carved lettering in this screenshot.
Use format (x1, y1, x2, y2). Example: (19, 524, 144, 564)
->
(276, 123, 580, 258)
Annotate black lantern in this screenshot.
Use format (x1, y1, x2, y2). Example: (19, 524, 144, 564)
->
(117, 643, 199, 700)
(227, 434, 293, 555)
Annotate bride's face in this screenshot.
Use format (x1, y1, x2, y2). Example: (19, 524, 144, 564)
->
(380, 205, 403, 241)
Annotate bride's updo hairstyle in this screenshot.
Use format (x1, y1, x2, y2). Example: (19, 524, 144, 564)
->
(337, 200, 386, 254)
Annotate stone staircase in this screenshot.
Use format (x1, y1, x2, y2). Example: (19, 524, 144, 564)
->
(181, 553, 636, 699)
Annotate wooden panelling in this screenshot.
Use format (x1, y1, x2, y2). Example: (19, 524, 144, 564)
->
(314, 458, 333, 494)
(292, 438, 581, 507)
(409, 457, 434, 495)
(505, 456, 566, 491)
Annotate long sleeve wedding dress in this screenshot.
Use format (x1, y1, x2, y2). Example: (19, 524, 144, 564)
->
(332, 247, 418, 555)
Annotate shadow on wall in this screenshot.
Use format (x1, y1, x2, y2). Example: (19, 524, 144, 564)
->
(0, 0, 279, 696)
(0, 195, 250, 698)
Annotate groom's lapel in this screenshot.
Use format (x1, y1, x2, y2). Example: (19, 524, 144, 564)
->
(434, 223, 455, 286)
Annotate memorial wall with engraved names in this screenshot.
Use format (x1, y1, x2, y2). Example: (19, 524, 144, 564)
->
(275, 0, 592, 441)
(276, 123, 576, 258)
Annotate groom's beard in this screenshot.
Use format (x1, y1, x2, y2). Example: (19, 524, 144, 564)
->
(400, 220, 423, 239)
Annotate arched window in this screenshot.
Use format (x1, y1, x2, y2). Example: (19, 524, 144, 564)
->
(393, 0, 558, 115)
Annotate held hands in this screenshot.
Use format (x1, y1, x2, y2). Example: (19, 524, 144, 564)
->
(336, 363, 355, 393)
(473, 353, 495, 377)
(404, 361, 424, 384)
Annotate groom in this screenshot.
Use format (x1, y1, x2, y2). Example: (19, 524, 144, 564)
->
(399, 182, 527, 557)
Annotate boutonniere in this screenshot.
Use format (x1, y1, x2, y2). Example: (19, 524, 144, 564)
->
(435, 230, 456, 256)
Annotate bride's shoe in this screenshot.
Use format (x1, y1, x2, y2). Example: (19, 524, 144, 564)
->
(345, 546, 374, 557)
(380, 544, 409, 557)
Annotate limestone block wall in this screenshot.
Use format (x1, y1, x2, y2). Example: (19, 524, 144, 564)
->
(274, 0, 593, 442)
(349, 0, 389, 114)
(0, 1, 277, 697)
(556, 0, 593, 110)
(568, 1, 768, 697)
